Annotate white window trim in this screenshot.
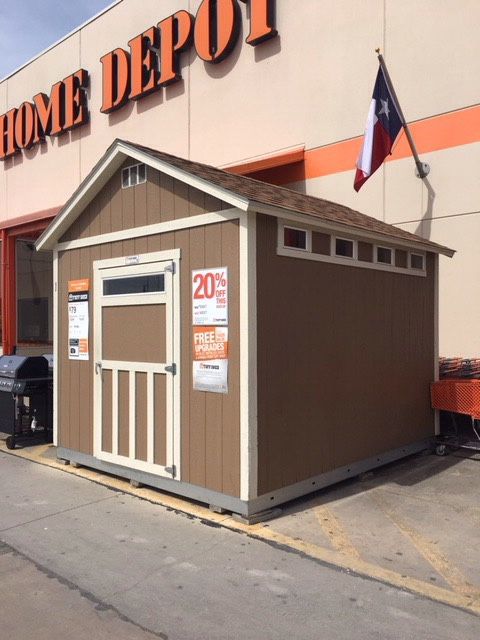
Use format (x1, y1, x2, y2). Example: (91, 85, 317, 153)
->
(56, 209, 240, 252)
(122, 162, 147, 189)
(277, 246, 426, 277)
(409, 251, 426, 271)
(276, 220, 426, 277)
(102, 272, 166, 297)
(374, 245, 394, 266)
(279, 224, 312, 253)
(277, 220, 427, 278)
(332, 236, 357, 260)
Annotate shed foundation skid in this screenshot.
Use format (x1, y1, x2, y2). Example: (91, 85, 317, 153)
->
(57, 440, 430, 518)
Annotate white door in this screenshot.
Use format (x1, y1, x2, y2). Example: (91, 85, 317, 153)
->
(93, 250, 180, 479)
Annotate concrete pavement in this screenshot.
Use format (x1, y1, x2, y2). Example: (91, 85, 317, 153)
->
(2, 442, 479, 615)
(267, 450, 480, 600)
(0, 449, 480, 639)
(0, 540, 160, 640)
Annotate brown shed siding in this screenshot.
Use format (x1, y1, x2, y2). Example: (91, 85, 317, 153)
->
(358, 241, 373, 262)
(135, 372, 148, 463)
(312, 231, 330, 255)
(102, 305, 167, 363)
(256, 214, 435, 495)
(57, 168, 240, 497)
(395, 250, 408, 268)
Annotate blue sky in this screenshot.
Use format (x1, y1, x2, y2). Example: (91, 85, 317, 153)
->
(0, 0, 116, 78)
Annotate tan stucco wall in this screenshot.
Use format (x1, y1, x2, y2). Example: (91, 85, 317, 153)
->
(1, 0, 480, 356)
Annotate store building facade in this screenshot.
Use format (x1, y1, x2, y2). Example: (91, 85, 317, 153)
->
(0, 0, 478, 357)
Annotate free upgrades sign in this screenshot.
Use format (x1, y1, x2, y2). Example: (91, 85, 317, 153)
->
(192, 267, 229, 393)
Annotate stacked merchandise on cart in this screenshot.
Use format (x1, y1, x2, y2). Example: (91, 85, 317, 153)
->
(432, 358, 480, 453)
(439, 357, 480, 379)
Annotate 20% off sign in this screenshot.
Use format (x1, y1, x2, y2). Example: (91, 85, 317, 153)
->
(192, 267, 228, 325)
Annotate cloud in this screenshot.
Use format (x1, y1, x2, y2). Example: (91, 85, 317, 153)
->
(0, 0, 115, 78)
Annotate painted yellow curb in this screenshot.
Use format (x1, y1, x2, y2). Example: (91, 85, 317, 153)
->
(2, 442, 479, 617)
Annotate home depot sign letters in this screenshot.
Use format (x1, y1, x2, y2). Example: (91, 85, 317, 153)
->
(0, 0, 277, 160)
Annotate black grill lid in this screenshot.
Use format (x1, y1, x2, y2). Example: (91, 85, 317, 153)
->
(0, 356, 49, 379)
(43, 354, 54, 371)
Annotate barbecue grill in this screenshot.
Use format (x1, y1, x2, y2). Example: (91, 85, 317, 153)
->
(0, 355, 53, 449)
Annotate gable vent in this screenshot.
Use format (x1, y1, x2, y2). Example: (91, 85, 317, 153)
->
(122, 163, 147, 189)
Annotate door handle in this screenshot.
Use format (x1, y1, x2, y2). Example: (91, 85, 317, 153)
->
(95, 362, 102, 375)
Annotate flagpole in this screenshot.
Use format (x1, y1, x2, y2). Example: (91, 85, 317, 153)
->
(375, 49, 430, 179)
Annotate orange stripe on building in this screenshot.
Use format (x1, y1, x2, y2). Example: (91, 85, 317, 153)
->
(226, 105, 480, 185)
(391, 105, 480, 160)
(0, 206, 61, 231)
(225, 147, 305, 175)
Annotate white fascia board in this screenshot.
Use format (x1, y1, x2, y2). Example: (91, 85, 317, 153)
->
(116, 142, 250, 211)
(247, 200, 455, 258)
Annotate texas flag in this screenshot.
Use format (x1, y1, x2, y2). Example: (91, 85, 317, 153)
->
(354, 67, 403, 191)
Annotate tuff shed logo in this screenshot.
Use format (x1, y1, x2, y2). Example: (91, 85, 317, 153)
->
(0, 0, 277, 161)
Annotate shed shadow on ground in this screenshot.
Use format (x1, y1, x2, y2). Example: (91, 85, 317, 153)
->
(272, 446, 480, 519)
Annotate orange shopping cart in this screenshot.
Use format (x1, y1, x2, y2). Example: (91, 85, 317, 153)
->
(430, 376, 480, 455)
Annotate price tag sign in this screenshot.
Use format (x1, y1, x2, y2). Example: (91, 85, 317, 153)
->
(192, 267, 228, 326)
(68, 279, 90, 361)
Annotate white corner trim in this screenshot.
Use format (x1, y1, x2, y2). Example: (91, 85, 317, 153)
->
(56, 209, 241, 252)
(172, 250, 182, 480)
(239, 211, 258, 501)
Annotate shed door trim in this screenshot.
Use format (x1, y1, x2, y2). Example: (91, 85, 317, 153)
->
(93, 250, 181, 480)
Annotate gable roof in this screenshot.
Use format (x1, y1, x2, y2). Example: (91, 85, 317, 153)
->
(36, 139, 454, 257)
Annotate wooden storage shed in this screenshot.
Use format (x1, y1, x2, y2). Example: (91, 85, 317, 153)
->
(36, 139, 454, 519)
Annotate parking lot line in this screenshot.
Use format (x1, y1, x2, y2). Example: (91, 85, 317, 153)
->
(314, 505, 361, 559)
(370, 489, 480, 599)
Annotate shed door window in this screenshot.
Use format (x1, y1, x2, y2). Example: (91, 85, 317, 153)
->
(103, 274, 165, 296)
